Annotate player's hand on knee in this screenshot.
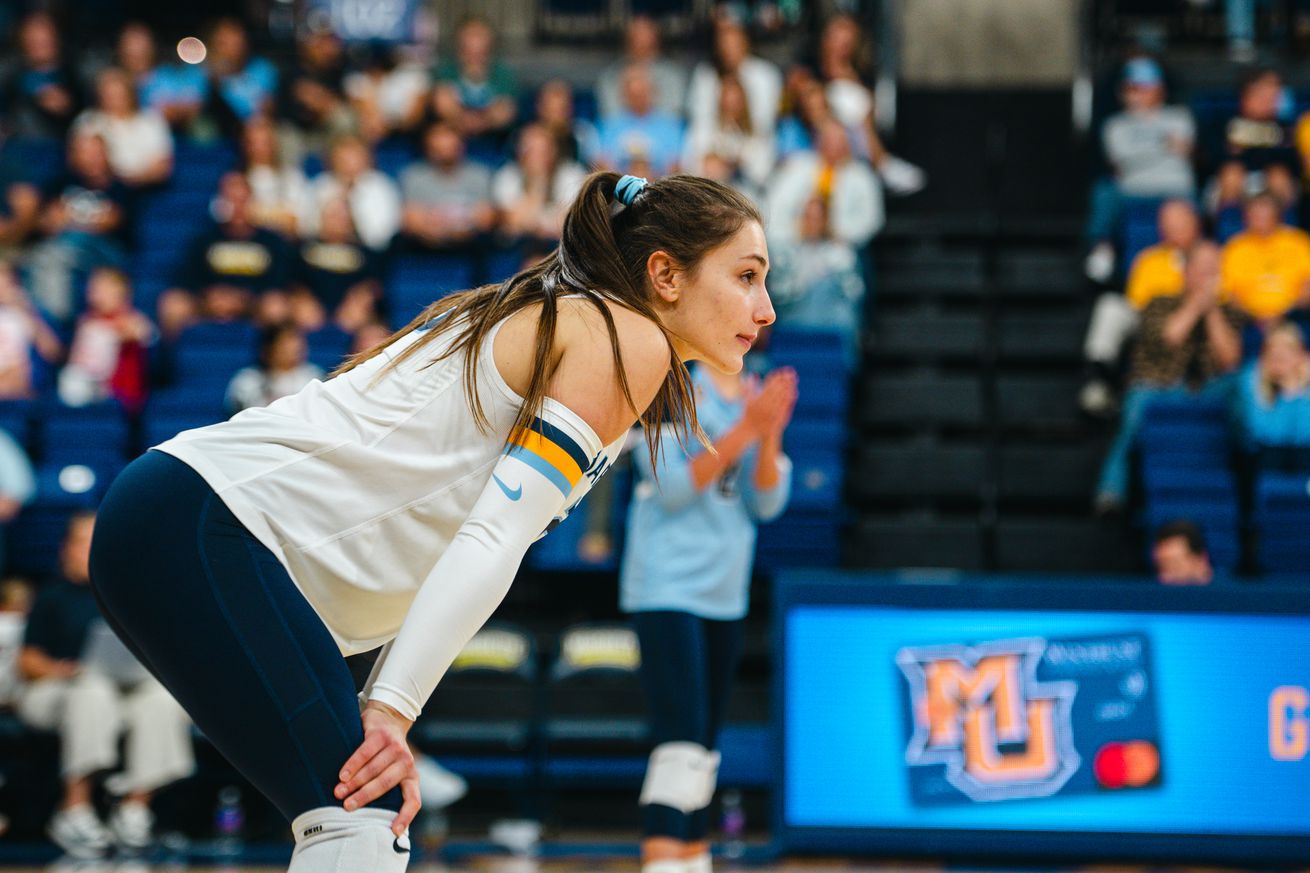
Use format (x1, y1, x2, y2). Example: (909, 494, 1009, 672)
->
(335, 701, 420, 834)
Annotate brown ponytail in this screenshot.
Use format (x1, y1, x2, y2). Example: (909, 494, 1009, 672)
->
(335, 172, 763, 467)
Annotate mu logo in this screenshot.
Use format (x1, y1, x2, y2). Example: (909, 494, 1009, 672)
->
(897, 637, 1079, 802)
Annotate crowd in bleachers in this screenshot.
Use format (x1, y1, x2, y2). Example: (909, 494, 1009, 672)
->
(1082, 53, 1310, 576)
(0, 6, 912, 579)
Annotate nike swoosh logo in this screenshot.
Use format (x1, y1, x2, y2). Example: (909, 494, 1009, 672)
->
(492, 473, 522, 501)
(393, 835, 411, 854)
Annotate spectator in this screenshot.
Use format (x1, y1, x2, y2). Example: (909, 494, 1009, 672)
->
(0, 260, 62, 398)
(1081, 199, 1202, 416)
(0, 577, 33, 709)
(72, 66, 174, 188)
(0, 151, 41, 256)
(776, 70, 833, 160)
(204, 18, 279, 133)
(305, 135, 400, 251)
(1221, 191, 1310, 323)
(682, 74, 775, 189)
(158, 172, 293, 337)
(115, 22, 207, 136)
(0, 12, 83, 140)
(291, 198, 384, 334)
(696, 151, 762, 207)
(346, 42, 429, 144)
(810, 13, 925, 196)
(1095, 243, 1245, 511)
(595, 64, 684, 177)
(1241, 321, 1310, 449)
(17, 513, 194, 857)
(240, 116, 310, 238)
(767, 196, 867, 365)
(766, 117, 884, 248)
(1211, 69, 1297, 219)
(27, 132, 129, 323)
(687, 17, 782, 142)
(1152, 521, 1215, 585)
(1084, 58, 1195, 283)
(493, 123, 586, 245)
(431, 16, 518, 144)
(57, 268, 153, 411)
(533, 78, 595, 164)
(620, 362, 794, 873)
(348, 318, 391, 357)
(225, 324, 323, 413)
(598, 15, 687, 121)
(278, 27, 354, 163)
(400, 122, 495, 251)
(0, 430, 35, 575)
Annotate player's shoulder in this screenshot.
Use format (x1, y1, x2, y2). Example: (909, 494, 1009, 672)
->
(557, 295, 672, 374)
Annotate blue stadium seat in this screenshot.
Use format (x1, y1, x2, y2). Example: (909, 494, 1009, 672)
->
(1253, 471, 1310, 572)
(787, 451, 845, 513)
(1, 137, 64, 189)
(141, 409, 223, 448)
(375, 140, 418, 179)
(387, 255, 475, 328)
(484, 248, 522, 285)
(173, 322, 258, 387)
(1119, 196, 1163, 267)
(1141, 465, 1236, 502)
(6, 462, 103, 577)
(306, 326, 352, 372)
(0, 400, 33, 450)
(38, 401, 129, 470)
(757, 509, 842, 568)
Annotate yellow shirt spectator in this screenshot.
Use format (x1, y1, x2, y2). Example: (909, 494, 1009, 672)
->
(1221, 226, 1310, 320)
(1125, 244, 1186, 309)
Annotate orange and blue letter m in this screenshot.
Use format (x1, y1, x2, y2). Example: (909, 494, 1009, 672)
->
(897, 637, 1079, 803)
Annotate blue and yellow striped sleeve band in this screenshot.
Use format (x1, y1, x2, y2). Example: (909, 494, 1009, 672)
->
(505, 416, 592, 497)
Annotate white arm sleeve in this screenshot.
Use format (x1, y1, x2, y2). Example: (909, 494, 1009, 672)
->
(366, 400, 613, 721)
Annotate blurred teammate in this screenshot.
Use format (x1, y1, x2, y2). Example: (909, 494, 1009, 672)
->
(88, 173, 775, 872)
(621, 360, 795, 873)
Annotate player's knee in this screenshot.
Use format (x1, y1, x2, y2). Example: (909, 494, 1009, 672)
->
(639, 741, 721, 814)
(288, 806, 410, 873)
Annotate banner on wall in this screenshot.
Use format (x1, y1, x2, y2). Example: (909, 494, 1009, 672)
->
(306, 0, 418, 43)
(777, 574, 1310, 864)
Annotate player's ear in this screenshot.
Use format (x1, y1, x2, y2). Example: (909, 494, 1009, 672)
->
(646, 250, 681, 304)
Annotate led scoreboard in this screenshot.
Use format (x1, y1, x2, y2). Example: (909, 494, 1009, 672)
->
(776, 573, 1310, 864)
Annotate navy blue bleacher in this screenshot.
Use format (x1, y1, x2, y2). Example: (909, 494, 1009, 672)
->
(388, 255, 476, 328)
(1137, 396, 1240, 570)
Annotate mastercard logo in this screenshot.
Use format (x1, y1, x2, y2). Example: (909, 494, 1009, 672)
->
(1093, 740, 1161, 789)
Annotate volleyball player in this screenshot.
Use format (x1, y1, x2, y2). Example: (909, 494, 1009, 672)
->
(622, 359, 795, 873)
(87, 172, 774, 872)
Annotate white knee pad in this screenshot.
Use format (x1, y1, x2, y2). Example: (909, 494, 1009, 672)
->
(639, 741, 721, 814)
(288, 806, 410, 873)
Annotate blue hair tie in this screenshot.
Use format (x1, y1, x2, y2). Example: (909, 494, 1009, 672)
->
(615, 174, 648, 206)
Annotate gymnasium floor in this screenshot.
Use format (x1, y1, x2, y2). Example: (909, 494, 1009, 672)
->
(6, 860, 1294, 872)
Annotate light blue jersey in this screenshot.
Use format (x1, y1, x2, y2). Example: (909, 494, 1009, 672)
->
(620, 365, 792, 621)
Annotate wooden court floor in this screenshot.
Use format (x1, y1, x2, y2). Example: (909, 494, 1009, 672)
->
(4, 861, 1292, 872)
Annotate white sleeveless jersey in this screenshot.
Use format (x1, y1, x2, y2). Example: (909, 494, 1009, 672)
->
(156, 317, 623, 656)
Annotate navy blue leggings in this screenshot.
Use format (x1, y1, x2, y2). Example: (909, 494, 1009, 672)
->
(631, 610, 743, 842)
(88, 450, 402, 822)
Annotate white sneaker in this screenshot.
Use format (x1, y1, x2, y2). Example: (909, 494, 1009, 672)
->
(878, 154, 927, 196)
(48, 804, 112, 860)
(1084, 243, 1115, 283)
(108, 800, 154, 850)
(414, 753, 468, 809)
